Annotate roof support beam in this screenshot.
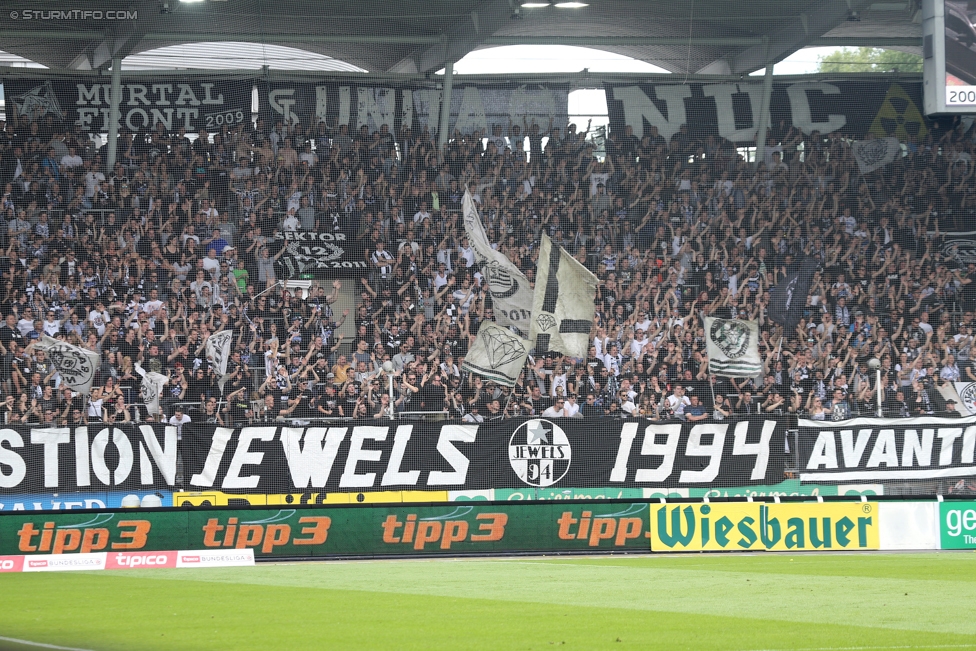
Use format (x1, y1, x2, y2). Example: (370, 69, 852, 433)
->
(392, 0, 516, 73)
(483, 36, 764, 46)
(809, 37, 921, 46)
(726, 0, 878, 74)
(0, 30, 104, 40)
(142, 32, 444, 45)
(438, 61, 454, 150)
(106, 57, 121, 172)
(754, 61, 775, 165)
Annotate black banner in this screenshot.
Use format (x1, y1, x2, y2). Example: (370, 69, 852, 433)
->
(257, 80, 569, 136)
(273, 229, 369, 278)
(768, 255, 819, 330)
(798, 415, 976, 483)
(605, 79, 931, 144)
(0, 425, 176, 493)
(3, 77, 254, 133)
(183, 417, 787, 493)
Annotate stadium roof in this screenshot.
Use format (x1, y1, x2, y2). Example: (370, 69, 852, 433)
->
(0, 0, 922, 75)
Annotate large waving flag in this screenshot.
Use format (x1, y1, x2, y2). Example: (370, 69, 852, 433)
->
(462, 190, 534, 334)
(135, 363, 169, 416)
(529, 234, 597, 359)
(705, 317, 762, 377)
(461, 322, 531, 387)
(768, 256, 818, 331)
(205, 330, 234, 392)
(37, 335, 101, 395)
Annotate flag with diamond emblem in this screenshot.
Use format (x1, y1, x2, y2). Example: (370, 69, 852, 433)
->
(461, 321, 530, 387)
(529, 234, 598, 359)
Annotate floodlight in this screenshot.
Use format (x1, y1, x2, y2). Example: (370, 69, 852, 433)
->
(554, 2, 589, 7)
(520, 2, 551, 7)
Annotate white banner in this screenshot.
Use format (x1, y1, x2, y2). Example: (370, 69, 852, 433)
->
(529, 234, 597, 359)
(205, 330, 233, 391)
(852, 137, 900, 174)
(37, 335, 100, 395)
(136, 363, 169, 416)
(954, 382, 976, 415)
(705, 317, 763, 377)
(462, 190, 534, 334)
(461, 322, 530, 387)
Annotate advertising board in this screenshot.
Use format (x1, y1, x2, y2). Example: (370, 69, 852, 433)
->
(647, 502, 880, 553)
(940, 501, 976, 549)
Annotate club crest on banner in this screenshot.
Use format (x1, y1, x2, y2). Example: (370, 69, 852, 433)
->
(509, 419, 572, 488)
(47, 345, 95, 387)
(960, 383, 976, 415)
(709, 319, 751, 359)
(481, 259, 520, 299)
(942, 238, 976, 265)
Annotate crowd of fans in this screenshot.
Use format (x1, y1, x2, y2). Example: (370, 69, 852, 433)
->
(1, 104, 975, 426)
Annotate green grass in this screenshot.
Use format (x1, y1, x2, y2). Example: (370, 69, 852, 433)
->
(2, 553, 976, 650)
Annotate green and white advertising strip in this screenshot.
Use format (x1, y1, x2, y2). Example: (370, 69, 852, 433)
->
(449, 482, 885, 502)
(940, 501, 976, 549)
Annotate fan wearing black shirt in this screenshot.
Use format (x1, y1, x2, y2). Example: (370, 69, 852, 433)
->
(420, 372, 448, 412)
(0, 313, 24, 352)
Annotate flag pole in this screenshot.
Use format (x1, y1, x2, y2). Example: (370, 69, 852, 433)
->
(215, 383, 225, 426)
(699, 309, 719, 413)
(708, 373, 719, 414)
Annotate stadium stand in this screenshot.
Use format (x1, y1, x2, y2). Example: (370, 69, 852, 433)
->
(0, 109, 974, 427)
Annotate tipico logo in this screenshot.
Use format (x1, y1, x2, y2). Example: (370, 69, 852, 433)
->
(508, 419, 571, 488)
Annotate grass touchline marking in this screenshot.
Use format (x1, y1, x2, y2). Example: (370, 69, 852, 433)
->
(0, 636, 95, 651)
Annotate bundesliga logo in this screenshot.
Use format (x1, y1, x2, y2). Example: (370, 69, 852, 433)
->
(508, 419, 571, 488)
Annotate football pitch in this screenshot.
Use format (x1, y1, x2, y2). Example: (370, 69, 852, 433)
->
(1, 553, 975, 651)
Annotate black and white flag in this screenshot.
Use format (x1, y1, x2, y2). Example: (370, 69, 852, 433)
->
(205, 330, 233, 392)
(768, 256, 819, 330)
(461, 322, 530, 387)
(462, 190, 535, 333)
(37, 335, 100, 395)
(705, 317, 762, 377)
(135, 363, 169, 416)
(529, 234, 597, 358)
(852, 137, 900, 175)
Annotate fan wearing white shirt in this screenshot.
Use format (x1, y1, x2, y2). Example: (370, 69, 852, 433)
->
(541, 397, 569, 418)
(413, 202, 431, 223)
(281, 209, 300, 231)
(603, 344, 623, 377)
(458, 238, 475, 268)
(88, 302, 110, 337)
(666, 385, 691, 419)
(42, 311, 62, 337)
(630, 330, 649, 358)
(142, 288, 164, 316)
(60, 147, 83, 170)
(563, 395, 580, 417)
